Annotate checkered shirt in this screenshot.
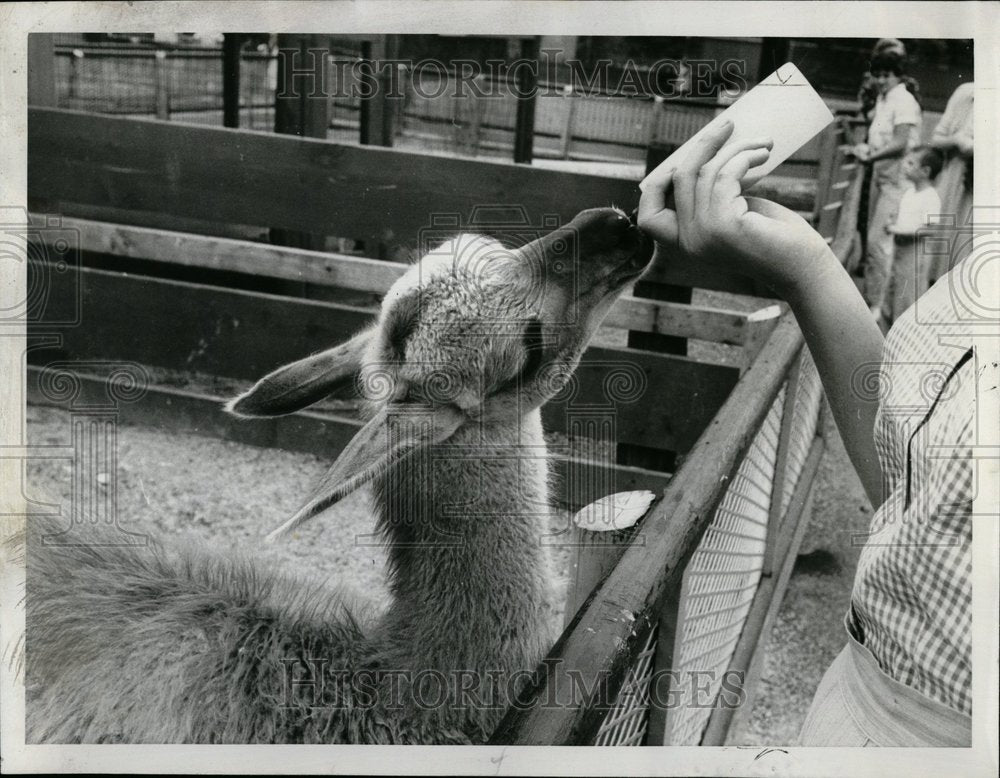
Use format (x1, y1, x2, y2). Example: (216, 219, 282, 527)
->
(845, 267, 980, 716)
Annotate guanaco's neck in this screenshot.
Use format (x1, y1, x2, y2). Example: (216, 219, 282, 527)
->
(370, 410, 553, 677)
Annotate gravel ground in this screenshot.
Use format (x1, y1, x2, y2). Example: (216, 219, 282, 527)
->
(25, 396, 869, 745)
(725, 409, 872, 745)
(24, 403, 574, 631)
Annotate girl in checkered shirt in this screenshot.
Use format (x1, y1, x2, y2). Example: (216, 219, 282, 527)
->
(637, 120, 979, 747)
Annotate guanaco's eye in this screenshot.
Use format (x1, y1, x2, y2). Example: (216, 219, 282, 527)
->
(490, 317, 545, 396)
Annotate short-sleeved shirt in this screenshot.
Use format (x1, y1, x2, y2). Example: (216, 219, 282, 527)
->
(868, 83, 922, 184)
(869, 82, 922, 152)
(893, 184, 942, 236)
(845, 264, 981, 715)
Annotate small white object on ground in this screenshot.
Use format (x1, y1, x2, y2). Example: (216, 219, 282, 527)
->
(573, 489, 657, 532)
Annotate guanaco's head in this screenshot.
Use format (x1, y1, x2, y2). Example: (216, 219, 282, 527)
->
(226, 207, 652, 538)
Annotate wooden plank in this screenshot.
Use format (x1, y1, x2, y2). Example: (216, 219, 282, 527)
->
(604, 294, 748, 344)
(488, 313, 803, 745)
(28, 107, 777, 294)
(28, 107, 642, 251)
(637, 245, 771, 298)
(26, 202, 274, 244)
(542, 346, 739, 456)
(28, 265, 376, 383)
(29, 263, 737, 454)
(28, 216, 757, 345)
(31, 215, 405, 295)
(24, 365, 670, 511)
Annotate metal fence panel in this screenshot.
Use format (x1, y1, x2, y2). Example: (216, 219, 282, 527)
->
(665, 383, 784, 745)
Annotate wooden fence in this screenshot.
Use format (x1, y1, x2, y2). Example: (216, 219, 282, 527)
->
(47, 41, 833, 169)
(25, 106, 865, 745)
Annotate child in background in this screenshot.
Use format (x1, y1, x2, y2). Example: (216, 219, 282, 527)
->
(882, 147, 944, 326)
(852, 51, 922, 319)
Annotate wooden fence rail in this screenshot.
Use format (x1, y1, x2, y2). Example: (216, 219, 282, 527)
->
(29, 106, 771, 296)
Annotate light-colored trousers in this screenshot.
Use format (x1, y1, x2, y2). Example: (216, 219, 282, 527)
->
(881, 235, 929, 326)
(863, 162, 906, 310)
(798, 634, 972, 747)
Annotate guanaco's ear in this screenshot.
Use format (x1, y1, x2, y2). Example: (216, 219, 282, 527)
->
(225, 328, 375, 418)
(265, 403, 465, 541)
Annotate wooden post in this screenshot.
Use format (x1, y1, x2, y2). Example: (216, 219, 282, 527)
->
(272, 34, 332, 254)
(563, 491, 656, 628)
(643, 578, 685, 744)
(469, 73, 486, 157)
(359, 35, 398, 147)
(222, 33, 242, 128)
(630, 142, 689, 354)
(27, 33, 57, 107)
(644, 95, 663, 149)
(757, 38, 792, 83)
(381, 35, 401, 146)
(740, 305, 784, 374)
(617, 142, 688, 472)
(454, 72, 486, 157)
(761, 349, 802, 577)
(274, 34, 330, 138)
(153, 50, 170, 120)
(385, 61, 408, 146)
(69, 49, 84, 101)
(512, 36, 539, 164)
(559, 84, 577, 160)
(395, 62, 412, 140)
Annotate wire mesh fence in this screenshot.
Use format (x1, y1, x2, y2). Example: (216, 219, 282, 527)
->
(53, 43, 277, 130)
(593, 626, 660, 746)
(586, 347, 822, 746)
(664, 382, 785, 745)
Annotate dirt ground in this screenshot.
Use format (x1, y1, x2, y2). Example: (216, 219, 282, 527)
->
(23, 403, 573, 632)
(24, 394, 870, 746)
(725, 410, 871, 745)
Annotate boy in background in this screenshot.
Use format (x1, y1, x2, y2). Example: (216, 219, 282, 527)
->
(883, 147, 944, 326)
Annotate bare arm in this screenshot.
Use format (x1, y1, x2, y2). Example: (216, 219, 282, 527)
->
(778, 242, 884, 505)
(931, 88, 974, 156)
(860, 123, 914, 164)
(637, 121, 885, 507)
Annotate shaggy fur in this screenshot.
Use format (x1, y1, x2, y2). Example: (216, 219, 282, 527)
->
(25, 208, 652, 744)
